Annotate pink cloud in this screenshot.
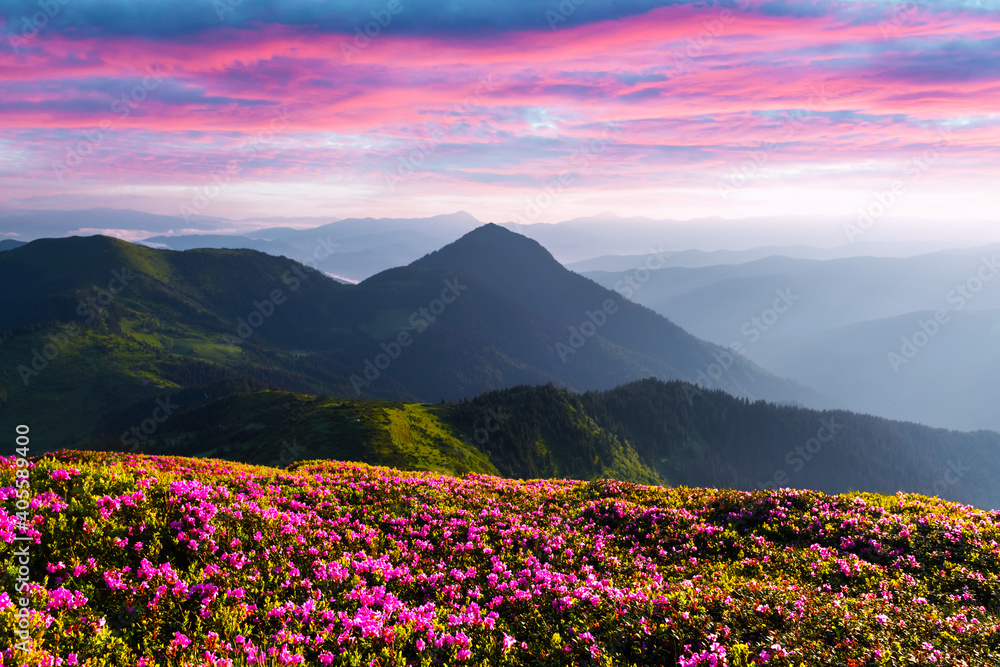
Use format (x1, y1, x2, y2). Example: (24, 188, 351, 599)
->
(1, 1, 998, 220)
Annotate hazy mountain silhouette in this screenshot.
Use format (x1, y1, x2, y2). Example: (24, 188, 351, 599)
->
(146, 211, 484, 282)
(0, 240, 26, 252)
(584, 247, 1000, 430)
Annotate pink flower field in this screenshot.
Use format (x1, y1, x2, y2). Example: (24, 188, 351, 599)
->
(2, 451, 999, 666)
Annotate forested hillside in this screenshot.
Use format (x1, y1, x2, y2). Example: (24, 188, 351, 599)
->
(72, 379, 1000, 510)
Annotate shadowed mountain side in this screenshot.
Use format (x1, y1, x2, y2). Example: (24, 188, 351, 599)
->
(76, 380, 1000, 510)
(0, 227, 825, 450)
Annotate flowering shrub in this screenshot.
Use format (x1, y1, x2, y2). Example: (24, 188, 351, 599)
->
(2, 450, 999, 665)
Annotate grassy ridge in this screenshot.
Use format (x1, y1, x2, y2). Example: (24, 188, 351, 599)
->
(78, 391, 498, 478)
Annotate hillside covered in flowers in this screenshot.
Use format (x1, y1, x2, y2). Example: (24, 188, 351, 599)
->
(2, 450, 1000, 666)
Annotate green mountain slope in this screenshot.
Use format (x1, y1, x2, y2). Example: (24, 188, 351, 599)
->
(3, 229, 997, 509)
(447, 379, 1000, 510)
(69, 379, 1000, 510)
(0, 228, 823, 451)
(80, 390, 497, 477)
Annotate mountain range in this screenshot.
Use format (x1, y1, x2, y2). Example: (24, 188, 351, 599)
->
(584, 248, 1000, 431)
(5, 222, 1000, 507)
(0, 240, 26, 252)
(8, 209, 1000, 432)
(143, 211, 486, 283)
(0, 224, 820, 450)
(9, 207, 997, 283)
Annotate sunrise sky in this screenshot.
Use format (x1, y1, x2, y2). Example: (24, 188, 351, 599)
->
(1, 0, 997, 229)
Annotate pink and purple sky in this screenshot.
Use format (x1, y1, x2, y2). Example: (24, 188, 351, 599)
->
(1, 0, 997, 232)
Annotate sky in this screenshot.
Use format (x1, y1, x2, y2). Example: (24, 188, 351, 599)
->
(0, 0, 998, 234)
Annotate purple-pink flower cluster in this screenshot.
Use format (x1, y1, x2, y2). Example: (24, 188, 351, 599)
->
(0, 451, 998, 666)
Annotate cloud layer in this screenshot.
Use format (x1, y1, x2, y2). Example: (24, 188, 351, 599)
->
(2, 0, 998, 227)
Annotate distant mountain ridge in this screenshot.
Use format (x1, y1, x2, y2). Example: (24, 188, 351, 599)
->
(567, 245, 898, 272)
(503, 212, 1000, 262)
(147, 211, 485, 282)
(584, 247, 1000, 431)
(8, 207, 997, 283)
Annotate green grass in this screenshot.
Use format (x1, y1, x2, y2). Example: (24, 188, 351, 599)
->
(92, 391, 499, 478)
(0, 329, 172, 447)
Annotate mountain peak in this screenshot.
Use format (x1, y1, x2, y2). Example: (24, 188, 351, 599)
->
(411, 223, 560, 275)
(408, 223, 584, 305)
(464, 221, 512, 236)
(444, 210, 481, 223)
